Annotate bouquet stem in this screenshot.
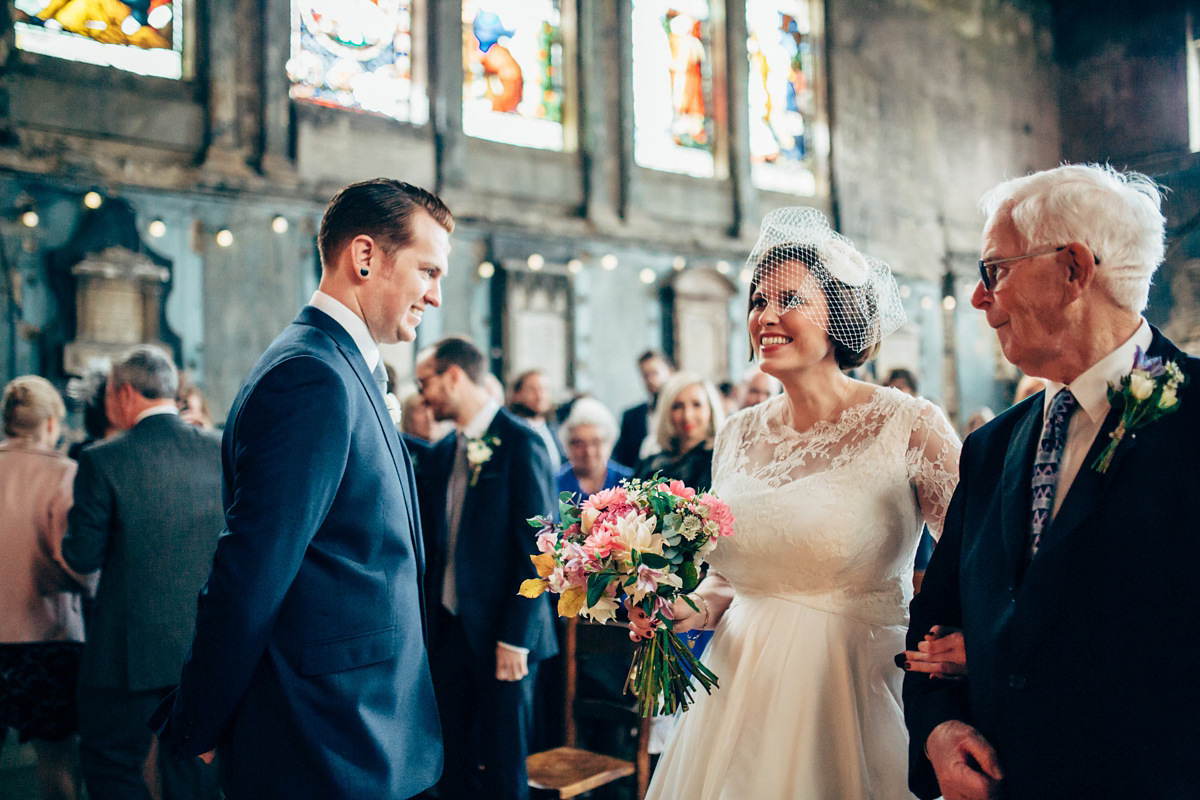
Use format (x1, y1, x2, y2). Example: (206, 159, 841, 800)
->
(624, 630, 720, 717)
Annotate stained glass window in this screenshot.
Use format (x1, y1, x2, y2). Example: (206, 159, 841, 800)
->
(13, 0, 184, 79)
(746, 0, 822, 195)
(462, 0, 565, 151)
(631, 0, 716, 178)
(288, 0, 427, 125)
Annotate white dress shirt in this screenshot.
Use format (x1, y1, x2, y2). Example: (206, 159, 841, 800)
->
(1042, 318, 1152, 519)
(134, 404, 179, 424)
(309, 291, 380, 374)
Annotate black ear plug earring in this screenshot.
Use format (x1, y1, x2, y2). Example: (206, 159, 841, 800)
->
(360, 267, 369, 277)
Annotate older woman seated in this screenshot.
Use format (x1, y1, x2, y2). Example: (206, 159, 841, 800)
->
(555, 398, 631, 499)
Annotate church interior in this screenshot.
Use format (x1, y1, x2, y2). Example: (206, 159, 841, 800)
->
(0, 0, 1197, 794)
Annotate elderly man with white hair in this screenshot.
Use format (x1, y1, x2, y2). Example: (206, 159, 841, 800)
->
(903, 164, 1200, 800)
(556, 397, 632, 498)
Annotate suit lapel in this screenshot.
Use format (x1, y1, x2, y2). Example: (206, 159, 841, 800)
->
(294, 307, 416, 544)
(459, 413, 507, 540)
(1000, 397, 1043, 581)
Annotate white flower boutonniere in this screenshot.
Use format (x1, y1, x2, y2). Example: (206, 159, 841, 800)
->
(1092, 347, 1187, 474)
(467, 434, 500, 487)
(385, 392, 402, 426)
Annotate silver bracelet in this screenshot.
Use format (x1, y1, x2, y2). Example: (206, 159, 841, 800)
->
(690, 593, 711, 629)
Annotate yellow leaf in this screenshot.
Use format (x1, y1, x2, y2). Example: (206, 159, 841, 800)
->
(558, 586, 587, 617)
(530, 552, 557, 578)
(518, 578, 549, 598)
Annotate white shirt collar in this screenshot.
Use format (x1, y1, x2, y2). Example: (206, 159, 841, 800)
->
(134, 404, 179, 425)
(309, 290, 380, 373)
(462, 398, 501, 440)
(1045, 318, 1153, 424)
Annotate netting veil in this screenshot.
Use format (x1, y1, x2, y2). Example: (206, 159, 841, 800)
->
(746, 207, 906, 352)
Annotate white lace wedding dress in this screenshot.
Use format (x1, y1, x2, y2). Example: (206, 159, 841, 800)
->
(645, 387, 960, 800)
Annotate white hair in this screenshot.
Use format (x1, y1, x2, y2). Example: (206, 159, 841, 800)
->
(559, 397, 619, 448)
(979, 163, 1165, 312)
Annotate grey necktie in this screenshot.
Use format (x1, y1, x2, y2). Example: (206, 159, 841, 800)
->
(442, 432, 468, 614)
(372, 361, 388, 396)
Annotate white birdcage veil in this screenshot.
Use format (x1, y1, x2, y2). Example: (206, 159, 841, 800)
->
(746, 207, 906, 352)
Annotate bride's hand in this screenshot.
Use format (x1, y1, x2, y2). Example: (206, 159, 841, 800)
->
(903, 625, 967, 678)
(670, 594, 710, 634)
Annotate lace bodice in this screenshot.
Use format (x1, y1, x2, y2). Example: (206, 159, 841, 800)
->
(709, 387, 960, 625)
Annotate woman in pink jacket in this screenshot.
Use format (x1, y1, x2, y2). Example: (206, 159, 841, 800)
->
(0, 376, 88, 800)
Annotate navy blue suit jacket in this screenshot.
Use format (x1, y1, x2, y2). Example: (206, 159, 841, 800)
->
(612, 401, 650, 470)
(904, 328, 1200, 799)
(409, 408, 558, 661)
(153, 307, 441, 799)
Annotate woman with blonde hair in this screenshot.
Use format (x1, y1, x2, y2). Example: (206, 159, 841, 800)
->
(0, 376, 88, 800)
(632, 371, 725, 491)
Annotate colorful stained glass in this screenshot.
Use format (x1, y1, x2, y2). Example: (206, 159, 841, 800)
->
(462, 0, 565, 151)
(746, 0, 821, 195)
(13, 0, 184, 79)
(631, 0, 716, 178)
(288, 0, 427, 124)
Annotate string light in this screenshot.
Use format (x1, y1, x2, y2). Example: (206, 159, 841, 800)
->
(716, 260, 731, 275)
(216, 229, 234, 247)
(271, 215, 289, 234)
(600, 254, 618, 270)
(639, 268, 656, 284)
(83, 191, 103, 209)
(478, 261, 496, 279)
(942, 295, 957, 311)
(527, 254, 544, 271)
(21, 211, 38, 228)
(673, 256, 687, 271)
(148, 220, 166, 238)
(567, 259, 583, 274)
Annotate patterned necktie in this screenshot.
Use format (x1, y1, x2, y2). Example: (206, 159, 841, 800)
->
(372, 361, 388, 396)
(1029, 388, 1078, 557)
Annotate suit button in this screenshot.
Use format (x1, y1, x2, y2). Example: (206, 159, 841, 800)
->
(1009, 675, 1026, 690)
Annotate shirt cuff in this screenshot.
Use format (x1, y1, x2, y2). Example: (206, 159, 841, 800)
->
(497, 641, 529, 655)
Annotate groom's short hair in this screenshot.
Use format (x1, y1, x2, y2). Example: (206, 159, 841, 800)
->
(317, 179, 454, 270)
(430, 336, 486, 385)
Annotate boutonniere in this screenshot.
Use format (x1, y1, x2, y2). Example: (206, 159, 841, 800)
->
(384, 392, 402, 426)
(467, 434, 500, 487)
(1092, 346, 1187, 473)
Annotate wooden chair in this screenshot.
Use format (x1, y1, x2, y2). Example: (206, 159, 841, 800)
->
(527, 617, 652, 799)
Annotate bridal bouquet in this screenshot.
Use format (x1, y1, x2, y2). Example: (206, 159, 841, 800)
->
(519, 478, 735, 717)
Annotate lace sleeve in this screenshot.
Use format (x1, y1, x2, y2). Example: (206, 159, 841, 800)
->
(905, 400, 962, 540)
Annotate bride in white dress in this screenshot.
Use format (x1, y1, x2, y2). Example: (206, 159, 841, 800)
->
(645, 209, 961, 800)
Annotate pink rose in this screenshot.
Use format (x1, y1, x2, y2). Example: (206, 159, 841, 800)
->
(699, 494, 735, 538)
(536, 531, 558, 554)
(583, 486, 628, 512)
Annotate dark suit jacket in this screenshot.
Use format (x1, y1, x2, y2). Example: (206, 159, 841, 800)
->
(409, 408, 558, 661)
(904, 328, 1200, 800)
(63, 413, 223, 691)
(612, 401, 650, 470)
(152, 307, 441, 800)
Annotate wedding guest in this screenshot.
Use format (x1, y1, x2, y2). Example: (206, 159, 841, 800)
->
(176, 373, 214, 430)
(646, 208, 960, 799)
(556, 397, 631, 498)
(885, 367, 920, 397)
(1011, 372, 1046, 404)
(738, 366, 779, 409)
(65, 363, 116, 460)
(509, 369, 566, 471)
(612, 350, 674, 469)
(483, 372, 505, 404)
(399, 389, 451, 443)
(151, 179, 450, 799)
(0, 376, 87, 800)
(716, 381, 739, 416)
(409, 336, 556, 800)
(964, 407, 995, 436)
(62, 346, 223, 800)
(904, 164, 1200, 800)
(632, 372, 725, 492)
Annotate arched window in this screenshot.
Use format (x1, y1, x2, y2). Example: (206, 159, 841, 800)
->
(288, 0, 428, 124)
(462, 0, 568, 151)
(14, 0, 185, 78)
(632, 0, 718, 177)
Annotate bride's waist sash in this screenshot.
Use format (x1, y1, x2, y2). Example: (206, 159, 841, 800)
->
(732, 588, 907, 628)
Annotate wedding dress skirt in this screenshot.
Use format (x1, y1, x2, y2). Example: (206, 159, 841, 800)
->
(645, 390, 959, 800)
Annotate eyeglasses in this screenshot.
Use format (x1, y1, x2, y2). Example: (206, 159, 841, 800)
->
(977, 246, 1064, 291)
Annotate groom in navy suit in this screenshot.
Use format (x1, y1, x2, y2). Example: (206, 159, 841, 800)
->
(409, 337, 557, 800)
(904, 165, 1200, 799)
(152, 180, 453, 799)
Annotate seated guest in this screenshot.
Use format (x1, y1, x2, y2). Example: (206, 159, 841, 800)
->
(1012, 372, 1047, 404)
(739, 366, 780, 409)
(0, 376, 88, 800)
(884, 367, 920, 397)
(176, 372, 214, 430)
(556, 398, 631, 499)
(399, 388, 452, 443)
(633, 372, 725, 491)
(65, 363, 116, 460)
